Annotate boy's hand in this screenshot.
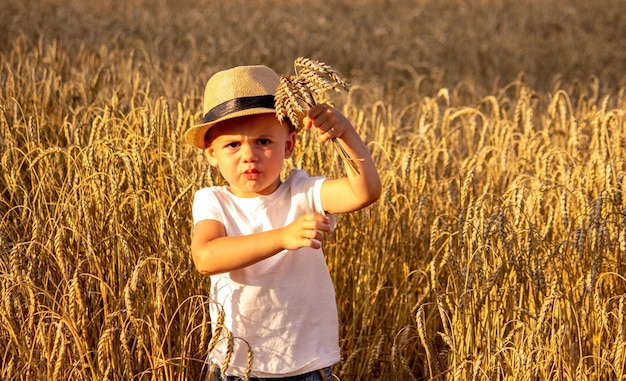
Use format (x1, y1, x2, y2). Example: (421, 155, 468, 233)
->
(303, 104, 351, 142)
(281, 213, 331, 250)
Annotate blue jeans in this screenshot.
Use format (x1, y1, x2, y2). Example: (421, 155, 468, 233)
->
(212, 366, 333, 381)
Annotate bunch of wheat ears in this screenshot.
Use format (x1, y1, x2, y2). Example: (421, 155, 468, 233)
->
(275, 57, 363, 175)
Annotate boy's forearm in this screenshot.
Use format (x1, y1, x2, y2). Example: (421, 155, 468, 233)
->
(192, 229, 285, 275)
(336, 129, 382, 203)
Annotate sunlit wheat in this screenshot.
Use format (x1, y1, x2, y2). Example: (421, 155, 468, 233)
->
(1, 2, 626, 380)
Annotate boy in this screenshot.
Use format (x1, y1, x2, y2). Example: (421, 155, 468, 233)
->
(186, 65, 381, 380)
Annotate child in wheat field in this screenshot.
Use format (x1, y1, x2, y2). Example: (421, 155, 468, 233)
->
(186, 65, 381, 380)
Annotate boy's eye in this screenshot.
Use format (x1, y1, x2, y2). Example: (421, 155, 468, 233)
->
(226, 142, 240, 148)
(257, 138, 271, 145)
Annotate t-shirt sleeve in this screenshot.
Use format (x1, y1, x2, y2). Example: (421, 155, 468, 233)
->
(191, 188, 224, 226)
(288, 169, 335, 228)
(311, 174, 327, 215)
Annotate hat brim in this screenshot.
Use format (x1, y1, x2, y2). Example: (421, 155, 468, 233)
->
(185, 107, 276, 149)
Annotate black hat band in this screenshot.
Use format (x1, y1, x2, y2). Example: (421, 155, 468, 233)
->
(201, 95, 275, 124)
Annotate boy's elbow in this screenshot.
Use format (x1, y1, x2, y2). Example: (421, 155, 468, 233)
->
(366, 189, 382, 207)
(357, 181, 382, 209)
(191, 247, 220, 276)
(194, 263, 213, 276)
(366, 179, 382, 205)
(191, 256, 209, 275)
(193, 260, 219, 276)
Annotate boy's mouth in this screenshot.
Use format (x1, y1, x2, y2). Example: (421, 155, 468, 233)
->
(243, 169, 261, 179)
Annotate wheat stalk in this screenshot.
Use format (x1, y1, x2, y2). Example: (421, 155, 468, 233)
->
(275, 57, 362, 175)
(416, 305, 436, 378)
(367, 333, 386, 378)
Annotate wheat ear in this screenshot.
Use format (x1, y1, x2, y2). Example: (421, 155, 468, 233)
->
(275, 57, 363, 175)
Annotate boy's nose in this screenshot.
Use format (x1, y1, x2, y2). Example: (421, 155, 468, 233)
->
(240, 143, 258, 162)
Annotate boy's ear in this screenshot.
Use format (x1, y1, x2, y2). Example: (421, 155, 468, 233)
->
(205, 146, 219, 167)
(284, 131, 297, 158)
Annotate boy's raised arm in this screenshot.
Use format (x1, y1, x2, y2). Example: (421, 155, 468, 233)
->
(305, 104, 382, 214)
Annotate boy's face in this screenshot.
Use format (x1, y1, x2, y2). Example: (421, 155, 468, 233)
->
(205, 113, 296, 198)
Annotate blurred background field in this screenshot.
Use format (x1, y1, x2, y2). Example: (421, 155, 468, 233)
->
(1, 0, 626, 379)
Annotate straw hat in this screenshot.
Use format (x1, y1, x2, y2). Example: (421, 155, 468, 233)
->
(185, 65, 280, 149)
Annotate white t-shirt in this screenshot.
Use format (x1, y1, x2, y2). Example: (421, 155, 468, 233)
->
(192, 169, 340, 377)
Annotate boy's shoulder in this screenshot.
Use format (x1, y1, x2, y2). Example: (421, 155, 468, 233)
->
(284, 168, 325, 187)
(193, 185, 229, 203)
(194, 184, 228, 194)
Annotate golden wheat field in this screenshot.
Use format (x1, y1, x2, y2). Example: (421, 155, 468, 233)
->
(2, 0, 626, 380)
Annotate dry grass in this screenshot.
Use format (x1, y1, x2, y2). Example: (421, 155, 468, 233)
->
(1, 0, 626, 379)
